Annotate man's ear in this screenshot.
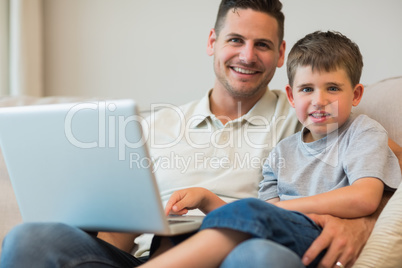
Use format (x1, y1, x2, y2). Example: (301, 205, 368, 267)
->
(285, 84, 295, 108)
(352, 84, 364, 106)
(207, 29, 217, 56)
(277, 40, 286, 68)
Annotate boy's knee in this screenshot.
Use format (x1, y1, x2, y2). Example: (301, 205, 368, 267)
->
(228, 198, 274, 214)
(239, 197, 268, 208)
(204, 198, 273, 224)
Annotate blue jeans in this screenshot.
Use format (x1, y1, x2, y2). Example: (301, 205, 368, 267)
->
(222, 239, 304, 268)
(1, 222, 303, 268)
(200, 198, 323, 267)
(0, 223, 143, 267)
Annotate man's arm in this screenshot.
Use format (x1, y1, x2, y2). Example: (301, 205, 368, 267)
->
(389, 138, 402, 168)
(302, 191, 392, 268)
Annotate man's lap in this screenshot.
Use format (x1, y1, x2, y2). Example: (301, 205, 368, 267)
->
(0, 222, 143, 268)
(1, 204, 320, 268)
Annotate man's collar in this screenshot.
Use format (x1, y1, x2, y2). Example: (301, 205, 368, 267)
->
(189, 90, 213, 128)
(242, 88, 278, 126)
(190, 88, 278, 128)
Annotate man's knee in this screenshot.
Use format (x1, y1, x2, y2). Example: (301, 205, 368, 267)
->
(221, 239, 304, 268)
(3, 222, 81, 254)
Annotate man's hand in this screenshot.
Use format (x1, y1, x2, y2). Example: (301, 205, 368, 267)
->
(302, 214, 373, 268)
(165, 187, 227, 215)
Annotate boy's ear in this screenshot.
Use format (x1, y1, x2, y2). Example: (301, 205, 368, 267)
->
(352, 84, 364, 106)
(285, 85, 296, 108)
(207, 29, 217, 56)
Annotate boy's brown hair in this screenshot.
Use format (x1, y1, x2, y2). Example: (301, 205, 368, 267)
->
(287, 31, 363, 87)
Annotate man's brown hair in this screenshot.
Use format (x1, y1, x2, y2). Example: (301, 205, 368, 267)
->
(214, 0, 285, 46)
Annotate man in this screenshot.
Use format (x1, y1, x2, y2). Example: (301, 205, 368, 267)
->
(1, 0, 397, 267)
(102, 1, 393, 267)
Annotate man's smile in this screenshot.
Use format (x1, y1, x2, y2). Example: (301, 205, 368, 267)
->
(231, 67, 259, 75)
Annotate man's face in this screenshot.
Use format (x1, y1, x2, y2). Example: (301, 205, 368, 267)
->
(207, 8, 285, 99)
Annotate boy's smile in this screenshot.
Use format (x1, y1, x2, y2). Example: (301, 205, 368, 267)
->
(309, 111, 332, 124)
(286, 66, 363, 142)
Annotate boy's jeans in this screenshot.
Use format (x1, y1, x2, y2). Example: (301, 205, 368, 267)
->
(200, 198, 324, 267)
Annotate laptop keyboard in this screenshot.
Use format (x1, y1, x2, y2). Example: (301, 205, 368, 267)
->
(168, 220, 193, 225)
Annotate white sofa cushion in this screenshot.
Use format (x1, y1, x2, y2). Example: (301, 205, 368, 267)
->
(353, 76, 402, 267)
(354, 182, 402, 267)
(353, 76, 402, 145)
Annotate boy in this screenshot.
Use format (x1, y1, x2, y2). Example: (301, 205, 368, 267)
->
(142, 31, 402, 268)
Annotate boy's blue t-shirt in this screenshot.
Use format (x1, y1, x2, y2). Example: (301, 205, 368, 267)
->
(258, 114, 402, 201)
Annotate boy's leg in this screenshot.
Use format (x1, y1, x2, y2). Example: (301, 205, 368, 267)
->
(201, 198, 323, 265)
(221, 238, 304, 268)
(143, 198, 321, 268)
(1, 222, 144, 268)
(144, 228, 249, 268)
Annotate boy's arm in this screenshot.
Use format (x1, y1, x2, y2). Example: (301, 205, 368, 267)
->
(266, 197, 280, 204)
(303, 138, 401, 267)
(275, 177, 384, 218)
(165, 187, 227, 215)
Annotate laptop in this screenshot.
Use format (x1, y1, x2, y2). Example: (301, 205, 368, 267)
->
(0, 99, 203, 235)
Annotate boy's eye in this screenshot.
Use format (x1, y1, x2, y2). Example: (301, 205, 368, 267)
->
(328, 87, 339, 92)
(302, 87, 313, 93)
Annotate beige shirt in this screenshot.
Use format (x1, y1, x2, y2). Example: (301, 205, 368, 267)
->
(143, 88, 301, 205)
(135, 88, 300, 256)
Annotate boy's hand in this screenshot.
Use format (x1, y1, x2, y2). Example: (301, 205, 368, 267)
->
(165, 187, 208, 215)
(165, 187, 227, 215)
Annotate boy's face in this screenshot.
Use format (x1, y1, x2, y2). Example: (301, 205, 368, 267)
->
(207, 8, 286, 99)
(286, 66, 363, 142)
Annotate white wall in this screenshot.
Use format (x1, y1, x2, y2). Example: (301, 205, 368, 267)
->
(0, 0, 9, 95)
(278, 0, 402, 92)
(43, 0, 402, 110)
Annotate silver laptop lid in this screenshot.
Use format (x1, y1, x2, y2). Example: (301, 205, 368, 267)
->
(0, 99, 173, 233)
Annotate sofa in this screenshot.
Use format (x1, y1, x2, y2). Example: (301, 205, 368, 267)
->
(0, 77, 401, 266)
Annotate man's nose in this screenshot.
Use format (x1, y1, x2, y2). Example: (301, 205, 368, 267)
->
(238, 44, 257, 63)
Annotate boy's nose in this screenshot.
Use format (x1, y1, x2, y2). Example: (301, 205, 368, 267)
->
(312, 91, 329, 107)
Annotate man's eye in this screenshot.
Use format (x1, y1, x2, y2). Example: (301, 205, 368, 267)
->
(229, 38, 242, 43)
(256, 43, 270, 49)
(302, 87, 313, 92)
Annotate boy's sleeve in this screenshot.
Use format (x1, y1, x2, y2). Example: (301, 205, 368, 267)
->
(258, 150, 279, 201)
(344, 116, 401, 189)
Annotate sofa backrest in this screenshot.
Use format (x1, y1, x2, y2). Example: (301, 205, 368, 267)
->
(353, 76, 402, 146)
